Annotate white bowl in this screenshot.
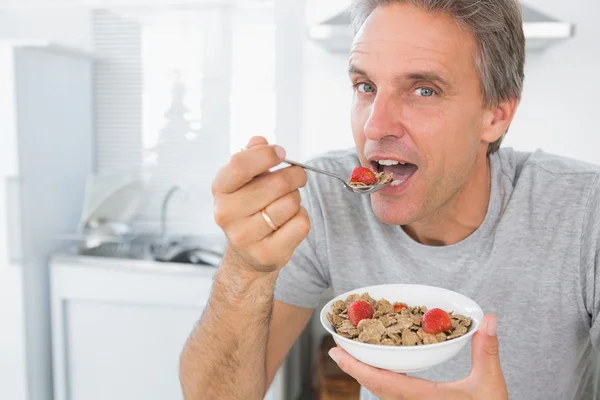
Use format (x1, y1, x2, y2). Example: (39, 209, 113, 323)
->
(320, 284, 484, 373)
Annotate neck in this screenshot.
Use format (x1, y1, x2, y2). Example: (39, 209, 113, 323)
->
(402, 152, 492, 246)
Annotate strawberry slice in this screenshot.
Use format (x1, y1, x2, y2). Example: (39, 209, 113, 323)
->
(421, 308, 453, 334)
(347, 300, 375, 327)
(350, 167, 377, 186)
(393, 302, 408, 312)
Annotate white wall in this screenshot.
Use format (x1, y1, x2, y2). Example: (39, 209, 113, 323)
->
(506, 0, 600, 165)
(301, 1, 600, 166)
(302, 0, 354, 159)
(0, 9, 91, 52)
(301, 42, 353, 159)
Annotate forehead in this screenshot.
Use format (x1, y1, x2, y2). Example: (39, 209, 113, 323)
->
(350, 4, 479, 81)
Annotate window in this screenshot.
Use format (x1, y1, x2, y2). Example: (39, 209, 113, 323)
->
(92, 2, 280, 235)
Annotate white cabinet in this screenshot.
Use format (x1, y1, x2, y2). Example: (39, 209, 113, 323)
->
(50, 255, 285, 400)
(0, 267, 27, 400)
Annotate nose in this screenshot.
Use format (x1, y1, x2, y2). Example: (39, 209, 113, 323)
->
(363, 94, 405, 141)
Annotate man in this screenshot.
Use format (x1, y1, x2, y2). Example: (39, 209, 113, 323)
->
(180, 0, 600, 399)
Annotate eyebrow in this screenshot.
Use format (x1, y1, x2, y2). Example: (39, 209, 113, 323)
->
(348, 65, 368, 77)
(348, 65, 450, 87)
(404, 72, 449, 87)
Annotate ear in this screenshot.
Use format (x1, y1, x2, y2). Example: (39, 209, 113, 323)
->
(481, 97, 519, 144)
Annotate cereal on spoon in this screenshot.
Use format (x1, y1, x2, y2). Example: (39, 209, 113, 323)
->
(349, 167, 393, 187)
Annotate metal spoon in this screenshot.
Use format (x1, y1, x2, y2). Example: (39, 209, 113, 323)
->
(284, 158, 392, 195)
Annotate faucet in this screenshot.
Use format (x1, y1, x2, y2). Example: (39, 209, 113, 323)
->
(152, 184, 224, 265)
(160, 185, 181, 243)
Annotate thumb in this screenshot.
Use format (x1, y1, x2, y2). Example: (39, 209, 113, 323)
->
(471, 314, 503, 380)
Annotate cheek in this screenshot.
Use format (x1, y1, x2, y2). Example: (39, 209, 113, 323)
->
(405, 105, 480, 166)
(403, 106, 453, 165)
(405, 105, 453, 137)
(351, 99, 367, 147)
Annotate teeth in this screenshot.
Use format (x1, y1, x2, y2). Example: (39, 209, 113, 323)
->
(391, 179, 406, 186)
(377, 160, 398, 166)
(377, 159, 406, 166)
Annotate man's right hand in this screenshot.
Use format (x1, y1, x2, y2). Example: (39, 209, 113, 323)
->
(212, 136, 310, 274)
(181, 137, 311, 400)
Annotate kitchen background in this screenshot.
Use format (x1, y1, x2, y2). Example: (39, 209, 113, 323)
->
(0, 0, 598, 400)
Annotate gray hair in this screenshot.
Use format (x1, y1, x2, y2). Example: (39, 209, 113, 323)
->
(349, 0, 525, 153)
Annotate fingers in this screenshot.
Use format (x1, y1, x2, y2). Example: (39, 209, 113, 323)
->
(213, 144, 286, 195)
(262, 207, 311, 267)
(226, 191, 302, 247)
(245, 137, 273, 179)
(328, 316, 507, 400)
(238, 207, 311, 271)
(220, 166, 307, 223)
(211, 136, 311, 273)
(245, 136, 268, 149)
(328, 346, 437, 400)
(253, 191, 302, 238)
(466, 314, 508, 399)
(470, 314, 504, 380)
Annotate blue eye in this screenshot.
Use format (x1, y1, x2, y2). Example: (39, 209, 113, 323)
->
(357, 83, 376, 93)
(415, 87, 435, 97)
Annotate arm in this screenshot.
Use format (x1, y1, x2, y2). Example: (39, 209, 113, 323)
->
(179, 137, 311, 399)
(266, 301, 314, 387)
(179, 263, 313, 399)
(179, 258, 276, 399)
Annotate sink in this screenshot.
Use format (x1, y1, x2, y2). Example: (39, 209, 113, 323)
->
(152, 237, 224, 266)
(76, 234, 225, 267)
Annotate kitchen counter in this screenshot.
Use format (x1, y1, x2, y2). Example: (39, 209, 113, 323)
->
(49, 254, 285, 400)
(51, 253, 217, 277)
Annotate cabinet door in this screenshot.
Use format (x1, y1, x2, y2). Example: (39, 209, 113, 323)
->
(64, 300, 204, 400)
(51, 261, 286, 400)
(51, 263, 214, 400)
(0, 266, 27, 400)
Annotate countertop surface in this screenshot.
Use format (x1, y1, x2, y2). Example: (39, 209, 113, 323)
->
(51, 253, 218, 278)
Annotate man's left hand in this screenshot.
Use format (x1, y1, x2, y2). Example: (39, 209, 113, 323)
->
(328, 314, 507, 400)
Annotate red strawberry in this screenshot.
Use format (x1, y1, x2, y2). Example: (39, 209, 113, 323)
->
(347, 300, 375, 327)
(421, 308, 453, 334)
(350, 167, 377, 186)
(393, 302, 408, 312)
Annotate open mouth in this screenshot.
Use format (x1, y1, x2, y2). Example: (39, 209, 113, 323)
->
(371, 159, 418, 187)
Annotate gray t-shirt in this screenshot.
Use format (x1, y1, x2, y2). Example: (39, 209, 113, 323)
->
(274, 147, 600, 400)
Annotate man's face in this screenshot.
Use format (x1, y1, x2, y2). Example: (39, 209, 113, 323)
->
(350, 4, 495, 225)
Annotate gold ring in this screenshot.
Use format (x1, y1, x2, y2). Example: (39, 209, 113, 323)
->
(261, 208, 279, 231)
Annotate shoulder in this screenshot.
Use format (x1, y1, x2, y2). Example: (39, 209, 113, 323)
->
(495, 147, 600, 177)
(495, 147, 600, 236)
(495, 147, 600, 182)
